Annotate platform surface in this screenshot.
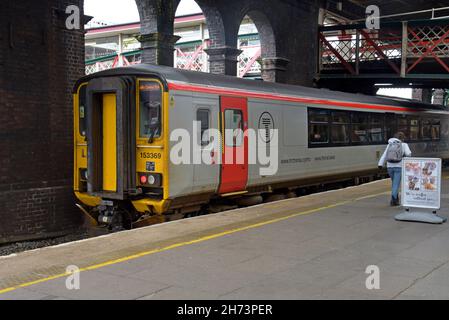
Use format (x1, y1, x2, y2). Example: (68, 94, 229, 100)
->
(1, 177, 449, 300)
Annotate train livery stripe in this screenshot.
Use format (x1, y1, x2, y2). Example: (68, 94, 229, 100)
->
(168, 82, 423, 113)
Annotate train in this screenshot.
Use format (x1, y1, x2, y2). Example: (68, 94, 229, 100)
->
(73, 64, 449, 230)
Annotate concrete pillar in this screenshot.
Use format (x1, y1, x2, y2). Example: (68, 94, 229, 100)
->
(205, 46, 242, 76)
(261, 57, 290, 82)
(137, 32, 180, 66)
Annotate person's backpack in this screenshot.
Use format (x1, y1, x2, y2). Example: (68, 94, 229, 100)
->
(386, 141, 403, 163)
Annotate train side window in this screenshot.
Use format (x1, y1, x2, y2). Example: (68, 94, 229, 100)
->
(331, 111, 350, 144)
(351, 112, 370, 144)
(308, 109, 329, 145)
(139, 81, 162, 139)
(79, 85, 87, 137)
(421, 119, 432, 140)
(224, 109, 244, 147)
(369, 113, 384, 144)
(197, 109, 210, 146)
(385, 114, 396, 142)
(397, 116, 409, 141)
(432, 119, 441, 140)
(409, 118, 419, 141)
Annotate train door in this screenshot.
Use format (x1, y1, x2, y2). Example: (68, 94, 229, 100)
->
(102, 93, 117, 191)
(218, 96, 248, 194)
(86, 77, 131, 199)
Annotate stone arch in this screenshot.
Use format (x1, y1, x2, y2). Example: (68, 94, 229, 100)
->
(136, 0, 179, 35)
(189, 0, 226, 49)
(134, 0, 180, 66)
(243, 10, 276, 59)
(237, 6, 288, 82)
(193, 0, 242, 76)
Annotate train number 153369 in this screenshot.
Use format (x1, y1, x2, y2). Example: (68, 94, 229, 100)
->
(140, 152, 162, 159)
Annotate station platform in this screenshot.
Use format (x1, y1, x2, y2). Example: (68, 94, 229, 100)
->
(1, 177, 449, 300)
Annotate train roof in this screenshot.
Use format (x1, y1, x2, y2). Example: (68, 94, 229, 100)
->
(76, 64, 447, 112)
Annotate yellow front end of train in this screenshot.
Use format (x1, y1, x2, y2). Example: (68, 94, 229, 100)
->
(73, 77, 171, 229)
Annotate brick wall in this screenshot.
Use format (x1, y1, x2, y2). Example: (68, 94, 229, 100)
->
(0, 0, 85, 244)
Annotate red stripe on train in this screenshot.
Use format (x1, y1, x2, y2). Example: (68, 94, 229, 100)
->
(168, 82, 422, 113)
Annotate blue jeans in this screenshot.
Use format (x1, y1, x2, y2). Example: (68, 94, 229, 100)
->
(387, 167, 402, 201)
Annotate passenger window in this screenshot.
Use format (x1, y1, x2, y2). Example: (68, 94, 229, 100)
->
(397, 115, 409, 141)
(352, 112, 370, 144)
(432, 119, 440, 140)
(409, 118, 419, 141)
(309, 109, 329, 123)
(224, 109, 244, 147)
(369, 114, 384, 143)
(139, 81, 162, 139)
(331, 111, 349, 144)
(309, 109, 329, 145)
(79, 85, 87, 137)
(385, 114, 396, 142)
(421, 119, 432, 140)
(197, 109, 210, 146)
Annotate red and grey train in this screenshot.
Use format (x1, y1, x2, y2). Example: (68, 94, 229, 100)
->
(73, 64, 449, 229)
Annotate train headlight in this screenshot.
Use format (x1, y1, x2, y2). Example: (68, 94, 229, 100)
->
(138, 173, 162, 187)
(147, 175, 156, 185)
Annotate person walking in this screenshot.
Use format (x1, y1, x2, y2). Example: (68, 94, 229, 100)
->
(378, 132, 412, 206)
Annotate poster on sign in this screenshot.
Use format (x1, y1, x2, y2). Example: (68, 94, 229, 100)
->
(402, 157, 441, 209)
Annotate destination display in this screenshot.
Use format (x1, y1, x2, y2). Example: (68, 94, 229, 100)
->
(402, 157, 441, 209)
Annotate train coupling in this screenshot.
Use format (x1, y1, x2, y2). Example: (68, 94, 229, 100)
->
(97, 200, 124, 231)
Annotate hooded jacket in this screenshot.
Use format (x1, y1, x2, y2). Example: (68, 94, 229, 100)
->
(378, 138, 412, 168)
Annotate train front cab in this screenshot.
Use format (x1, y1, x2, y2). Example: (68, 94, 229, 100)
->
(73, 76, 170, 228)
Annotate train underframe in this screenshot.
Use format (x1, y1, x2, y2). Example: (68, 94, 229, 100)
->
(77, 168, 391, 232)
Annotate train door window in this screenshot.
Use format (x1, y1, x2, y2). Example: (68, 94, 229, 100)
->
(421, 119, 432, 140)
(139, 81, 162, 139)
(331, 111, 350, 144)
(397, 116, 409, 141)
(369, 113, 384, 144)
(351, 112, 370, 144)
(197, 109, 210, 146)
(224, 109, 244, 147)
(409, 118, 419, 141)
(79, 85, 87, 137)
(308, 109, 329, 145)
(431, 119, 441, 140)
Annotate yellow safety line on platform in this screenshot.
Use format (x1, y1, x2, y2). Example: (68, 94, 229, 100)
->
(0, 190, 389, 296)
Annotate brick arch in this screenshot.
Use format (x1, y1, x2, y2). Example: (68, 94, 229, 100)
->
(136, 0, 179, 35)
(240, 10, 277, 59)
(192, 0, 241, 75)
(134, 0, 181, 66)
(189, 0, 226, 49)
(237, 5, 287, 82)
